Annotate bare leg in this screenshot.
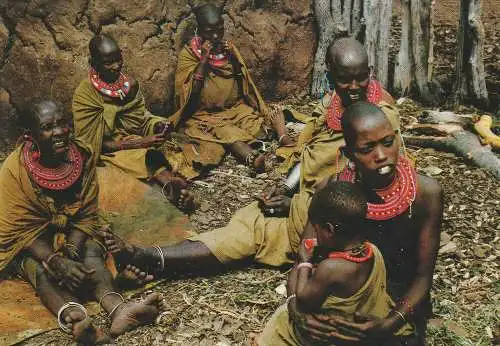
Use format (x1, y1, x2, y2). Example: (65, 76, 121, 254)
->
(32, 260, 109, 344)
(82, 240, 165, 337)
(101, 229, 223, 276)
(227, 141, 266, 172)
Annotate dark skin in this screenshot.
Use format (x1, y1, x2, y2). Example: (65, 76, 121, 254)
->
(21, 101, 167, 342)
(292, 221, 372, 315)
(261, 38, 395, 217)
(91, 37, 195, 210)
(287, 114, 443, 342)
(100, 111, 442, 343)
(181, 10, 292, 171)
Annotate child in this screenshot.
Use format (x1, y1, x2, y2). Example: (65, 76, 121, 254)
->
(259, 181, 414, 345)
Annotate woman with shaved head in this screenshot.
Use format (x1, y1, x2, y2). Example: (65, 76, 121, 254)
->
(167, 3, 293, 176)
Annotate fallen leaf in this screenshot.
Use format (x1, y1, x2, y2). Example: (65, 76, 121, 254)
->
(439, 241, 458, 255)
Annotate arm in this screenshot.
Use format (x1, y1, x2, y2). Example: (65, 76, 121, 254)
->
(388, 177, 443, 329)
(331, 176, 444, 338)
(101, 134, 166, 153)
(295, 260, 340, 313)
(181, 41, 212, 120)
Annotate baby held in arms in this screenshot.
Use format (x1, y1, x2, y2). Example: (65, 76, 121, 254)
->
(259, 181, 415, 345)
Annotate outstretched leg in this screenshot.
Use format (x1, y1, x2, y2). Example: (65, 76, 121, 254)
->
(101, 229, 223, 276)
(227, 141, 269, 172)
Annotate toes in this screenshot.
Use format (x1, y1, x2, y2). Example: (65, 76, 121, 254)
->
(142, 292, 162, 306)
(145, 273, 154, 282)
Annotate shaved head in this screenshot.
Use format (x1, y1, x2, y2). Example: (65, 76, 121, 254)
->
(341, 102, 388, 147)
(326, 37, 368, 70)
(194, 3, 223, 27)
(89, 34, 120, 62)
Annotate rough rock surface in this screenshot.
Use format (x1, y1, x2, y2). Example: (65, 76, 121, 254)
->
(0, 0, 315, 115)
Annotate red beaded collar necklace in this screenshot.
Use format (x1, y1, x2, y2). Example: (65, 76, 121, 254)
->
(190, 37, 229, 68)
(89, 67, 131, 100)
(326, 79, 383, 131)
(328, 241, 373, 263)
(338, 156, 417, 221)
(23, 141, 84, 191)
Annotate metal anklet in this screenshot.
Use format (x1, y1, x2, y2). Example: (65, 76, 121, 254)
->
(153, 245, 165, 272)
(57, 302, 88, 334)
(98, 291, 124, 314)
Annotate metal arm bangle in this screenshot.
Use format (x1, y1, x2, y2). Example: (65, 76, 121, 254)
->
(153, 245, 165, 272)
(57, 302, 88, 334)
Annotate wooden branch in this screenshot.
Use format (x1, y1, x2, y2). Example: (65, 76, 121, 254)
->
(404, 131, 500, 179)
(404, 110, 500, 179)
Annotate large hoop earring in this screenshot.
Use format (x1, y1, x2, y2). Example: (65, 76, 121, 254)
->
(19, 131, 41, 161)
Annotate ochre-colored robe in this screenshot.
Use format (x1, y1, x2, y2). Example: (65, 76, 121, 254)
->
(258, 244, 414, 345)
(0, 144, 99, 272)
(72, 79, 166, 180)
(165, 43, 269, 177)
(277, 90, 400, 193)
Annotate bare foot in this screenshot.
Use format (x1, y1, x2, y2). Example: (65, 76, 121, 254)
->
(63, 309, 110, 344)
(109, 292, 167, 337)
(253, 152, 273, 173)
(100, 229, 161, 274)
(177, 189, 198, 212)
(279, 134, 297, 147)
(115, 264, 154, 290)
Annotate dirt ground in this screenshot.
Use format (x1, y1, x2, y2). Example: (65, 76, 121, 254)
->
(6, 1, 500, 346)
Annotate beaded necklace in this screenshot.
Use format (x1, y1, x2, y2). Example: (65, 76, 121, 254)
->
(89, 67, 131, 100)
(23, 141, 84, 191)
(325, 79, 383, 131)
(328, 242, 373, 262)
(338, 156, 417, 221)
(190, 37, 229, 68)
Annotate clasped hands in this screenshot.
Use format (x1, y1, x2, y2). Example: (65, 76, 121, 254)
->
(44, 249, 95, 292)
(257, 185, 291, 217)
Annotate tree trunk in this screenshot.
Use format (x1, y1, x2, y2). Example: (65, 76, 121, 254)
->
(311, 0, 393, 97)
(364, 0, 393, 86)
(454, 0, 489, 108)
(394, 0, 436, 104)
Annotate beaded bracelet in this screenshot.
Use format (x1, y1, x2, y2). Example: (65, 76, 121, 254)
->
(399, 297, 415, 315)
(286, 294, 296, 306)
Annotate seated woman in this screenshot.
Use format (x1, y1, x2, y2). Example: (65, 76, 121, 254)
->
(167, 4, 293, 176)
(0, 100, 165, 343)
(72, 34, 194, 210)
(276, 37, 399, 195)
(259, 181, 414, 345)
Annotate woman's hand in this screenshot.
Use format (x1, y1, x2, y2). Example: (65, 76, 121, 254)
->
(48, 255, 95, 291)
(201, 40, 213, 60)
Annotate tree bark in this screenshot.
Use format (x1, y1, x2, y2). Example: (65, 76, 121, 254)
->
(454, 0, 489, 108)
(394, 0, 436, 104)
(311, 0, 393, 97)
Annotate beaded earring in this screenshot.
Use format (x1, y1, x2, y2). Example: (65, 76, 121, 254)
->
(19, 132, 41, 161)
(194, 27, 199, 39)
